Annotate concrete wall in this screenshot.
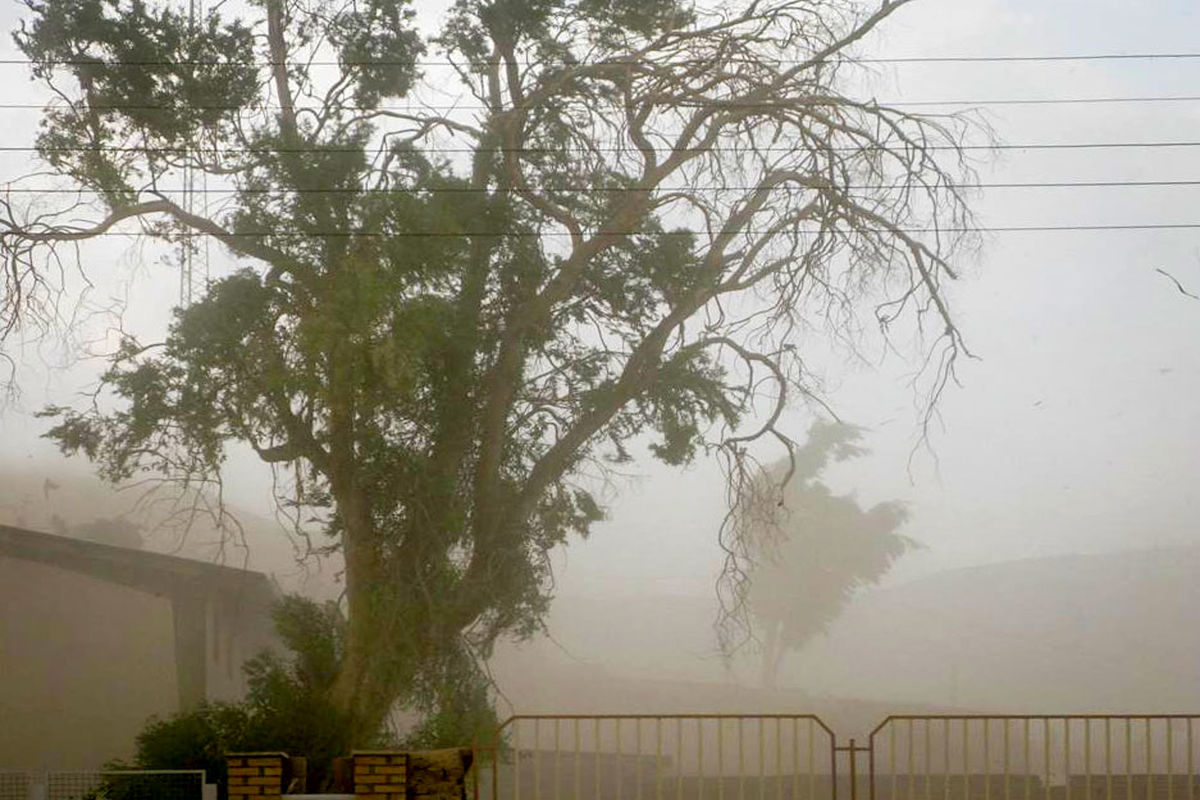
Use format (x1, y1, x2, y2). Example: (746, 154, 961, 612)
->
(0, 557, 178, 769)
(0, 527, 278, 770)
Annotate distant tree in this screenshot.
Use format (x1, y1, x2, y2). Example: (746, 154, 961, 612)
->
(7, 0, 977, 742)
(47, 513, 144, 548)
(74, 516, 145, 549)
(745, 420, 916, 687)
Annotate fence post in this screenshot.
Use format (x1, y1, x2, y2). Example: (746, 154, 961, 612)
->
(226, 752, 289, 800)
(351, 751, 408, 800)
(836, 737, 871, 800)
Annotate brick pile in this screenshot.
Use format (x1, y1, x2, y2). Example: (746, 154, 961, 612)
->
(351, 750, 409, 800)
(226, 752, 289, 799)
(224, 746, 469, 800)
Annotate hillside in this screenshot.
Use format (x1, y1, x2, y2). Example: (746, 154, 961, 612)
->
(493, 546, 1200, 717)
(793, 546, 1200, 711)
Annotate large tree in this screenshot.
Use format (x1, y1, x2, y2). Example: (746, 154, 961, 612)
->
(3, 0, 975, 740)
(744, 419, 915, 688)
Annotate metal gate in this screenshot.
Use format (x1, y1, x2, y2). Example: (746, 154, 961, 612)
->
(472, 715, 837, 800)
(474, 715, 1200, 800)
(0, 770, 211, 800)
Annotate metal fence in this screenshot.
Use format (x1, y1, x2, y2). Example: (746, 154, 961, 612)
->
(868, 717, 1200, 800)
(474, 715, 1200, 800)
(473, 715, 837, 800)
(0, 771, 210, 800)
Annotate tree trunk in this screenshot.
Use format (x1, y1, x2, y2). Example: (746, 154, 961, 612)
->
(328, 458, 394, 741)
(330, 526, 395, 741)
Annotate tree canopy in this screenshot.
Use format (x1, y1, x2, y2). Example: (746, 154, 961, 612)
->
(743, 419, 916, 688)
(4, 0, 976, 742)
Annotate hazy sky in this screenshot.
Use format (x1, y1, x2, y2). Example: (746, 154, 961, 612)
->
(1, 0, 1198, 604)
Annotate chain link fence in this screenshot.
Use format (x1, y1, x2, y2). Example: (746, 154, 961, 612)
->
(0, 771, 209, 800)
(0, 773, 32, 800)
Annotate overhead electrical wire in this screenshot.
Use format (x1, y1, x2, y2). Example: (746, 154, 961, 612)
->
(5, 141, 1200, 155)
(858, 52, 1200, 64)
(1, 95, 1199, 111)
(3, 54, 1197, 238)
(11, 224, 1200, 238)
(7, 180, 1200, 195)
(902, 95, 1200, 107)
(1, 52, 1200, 67)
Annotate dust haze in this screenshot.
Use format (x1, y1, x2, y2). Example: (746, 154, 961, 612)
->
(1, 0, 1200, 774)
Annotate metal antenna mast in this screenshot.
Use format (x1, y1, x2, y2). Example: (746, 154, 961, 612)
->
(180, 0, 208, 307)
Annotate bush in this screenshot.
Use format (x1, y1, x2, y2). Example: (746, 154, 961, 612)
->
(113, 596, 379, 794)
(115, 594, 500, 794)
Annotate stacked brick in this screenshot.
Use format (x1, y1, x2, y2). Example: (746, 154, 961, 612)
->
(223, 747, 467, 800)
(352, 750, 409, 800)
(226, 752, 289, 800)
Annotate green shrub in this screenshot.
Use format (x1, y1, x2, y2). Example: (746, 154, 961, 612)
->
(113, 596, 377, 794)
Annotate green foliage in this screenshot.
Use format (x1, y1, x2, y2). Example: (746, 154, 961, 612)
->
(108, 594, 498, 791)
(239, 596, 366, 778)
(401, 644, 502, 752)
(325, 0, 423, 106)
(14, 0, 256, 201)
(113, 596, 390, 793)
(15, 0, 974, 741)
(124, 703, 252, 796)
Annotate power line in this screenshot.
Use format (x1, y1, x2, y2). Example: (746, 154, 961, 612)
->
(6, 141, 1200, 155)
(2, 52, 1200, 67)
(1, 96, 1199, 112)
(7, 179, 1200, 195)
(860, 52, 1200, 64)
(907, 95, 1200, 107)
(10, 223, 1200, 238)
